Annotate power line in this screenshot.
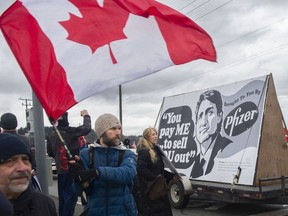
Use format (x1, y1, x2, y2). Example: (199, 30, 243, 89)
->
(194, 0, 233, 21)
(19, 98, 32, 110)
(179, 0, 198, 11)
(122, 1, 288, 104)
(179, 0, 233, 20)
(216, 17, 288, 48)
(197, 42, 288, 79)
(185, 0, 211, 16)
(123, 42, 288, 104)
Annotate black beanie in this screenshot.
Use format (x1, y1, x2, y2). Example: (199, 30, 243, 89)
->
(0, 113, 18, 130)
(58, 112, 69, 127)
(0, 133, 31, 163)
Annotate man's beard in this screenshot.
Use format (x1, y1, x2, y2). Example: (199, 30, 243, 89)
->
(8, 172, 30, 194)
(102, 134, 120, 147)
(9, 182, 29, 194)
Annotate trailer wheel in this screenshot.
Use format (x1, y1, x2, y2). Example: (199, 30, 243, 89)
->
(168, 180, 190, 209)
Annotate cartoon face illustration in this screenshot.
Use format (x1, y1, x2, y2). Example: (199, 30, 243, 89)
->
(196, 99, 221, 144)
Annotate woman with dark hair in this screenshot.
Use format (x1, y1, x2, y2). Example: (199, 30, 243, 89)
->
(137, 127, 179, 216)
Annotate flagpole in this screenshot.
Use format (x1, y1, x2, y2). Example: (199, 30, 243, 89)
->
(119, 85, 123, 136)
(32, 92, 49, 195)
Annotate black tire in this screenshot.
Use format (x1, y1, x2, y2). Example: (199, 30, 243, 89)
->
(168, 180, 190, 209)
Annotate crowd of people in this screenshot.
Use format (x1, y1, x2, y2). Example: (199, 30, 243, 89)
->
(0, 111, 178, 216)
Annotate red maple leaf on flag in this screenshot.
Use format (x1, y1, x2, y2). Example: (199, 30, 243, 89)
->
(59, 0, 130, 64)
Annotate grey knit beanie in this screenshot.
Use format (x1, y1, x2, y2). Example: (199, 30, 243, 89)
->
(95, 114, 121, 138)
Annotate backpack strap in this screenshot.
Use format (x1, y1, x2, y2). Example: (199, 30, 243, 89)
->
(79, 147, 94, 206)
(88, 147, 125, 168)
(118, 150, 125, 166)
(88, 147, 95, 169)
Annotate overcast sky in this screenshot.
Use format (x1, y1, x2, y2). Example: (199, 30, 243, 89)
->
(1, 0, 288, 136)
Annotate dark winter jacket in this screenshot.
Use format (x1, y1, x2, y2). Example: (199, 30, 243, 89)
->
(78, 143, 137, 216)
(47, 115, 91, 174)
(0, 191, 13, 215)
(9, 187, 57, 216)
(137, 145, 173, 216)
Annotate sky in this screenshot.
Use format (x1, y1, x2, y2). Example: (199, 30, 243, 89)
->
(0, 0, 288, 136)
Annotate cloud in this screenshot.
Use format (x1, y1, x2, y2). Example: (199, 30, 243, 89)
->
(1, 0, 288, 135)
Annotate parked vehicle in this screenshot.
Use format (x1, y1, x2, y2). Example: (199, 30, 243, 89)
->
(156, 74, 288, 208)
(51, 157, 57, 177)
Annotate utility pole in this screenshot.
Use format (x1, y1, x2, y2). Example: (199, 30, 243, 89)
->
(19, 97, 32, 110)
(119, 85, 123, 136)
(19, 98, 33, 132)
(21, 95, 49, 195)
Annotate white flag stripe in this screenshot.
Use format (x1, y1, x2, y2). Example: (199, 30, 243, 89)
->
(1, 0, 216, 119)
(23, 0, 173, 102)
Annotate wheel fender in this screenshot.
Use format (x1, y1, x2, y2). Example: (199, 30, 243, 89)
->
(168, 175, 191, 209)
(180, 174, 192, 194)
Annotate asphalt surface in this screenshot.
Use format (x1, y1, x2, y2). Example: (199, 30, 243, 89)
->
(50, 195, 185, 216)
(48, 179, 288, 216)
(50, 195, 84, 216)
(50, 194, 288, 216)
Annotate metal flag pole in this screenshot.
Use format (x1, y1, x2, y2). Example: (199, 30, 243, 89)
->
(52, 124, 73, 160)
(32, 92, 49, 195)
(119, 85, 123, 136)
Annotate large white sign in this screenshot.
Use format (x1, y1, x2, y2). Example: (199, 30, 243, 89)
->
(157, 75, 268, 185)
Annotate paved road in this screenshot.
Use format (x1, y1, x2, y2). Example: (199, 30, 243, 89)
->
(50, 195, 288, 216)
(174, 200, 288, 216)
(50, 195, 189, 216)
(49, 179, 288, 216)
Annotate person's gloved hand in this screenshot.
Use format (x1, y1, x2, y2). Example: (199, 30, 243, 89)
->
(74, 169, 99, 185)
(68, 156, 85, 175)
(68, 155, 99, 186)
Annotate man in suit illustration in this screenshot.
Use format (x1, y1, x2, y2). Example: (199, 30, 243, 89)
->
(191, 89, 232, 178)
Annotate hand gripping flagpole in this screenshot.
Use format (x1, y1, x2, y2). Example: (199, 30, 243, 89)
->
(50, 118, 74, 160)
(50, 117, 90, 193)
(54, 125, 74, 159)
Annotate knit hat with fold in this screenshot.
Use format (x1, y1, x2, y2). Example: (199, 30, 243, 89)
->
(0, 133, 31, 163)
(95, 114, 121, 138)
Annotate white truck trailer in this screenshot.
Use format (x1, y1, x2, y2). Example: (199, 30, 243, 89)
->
(156, 73, 288, 208)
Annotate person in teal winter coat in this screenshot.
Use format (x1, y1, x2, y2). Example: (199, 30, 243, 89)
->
(70, 113, 137, 216)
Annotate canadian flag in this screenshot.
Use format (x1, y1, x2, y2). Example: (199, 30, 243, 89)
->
(0, 0, 216, 121)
